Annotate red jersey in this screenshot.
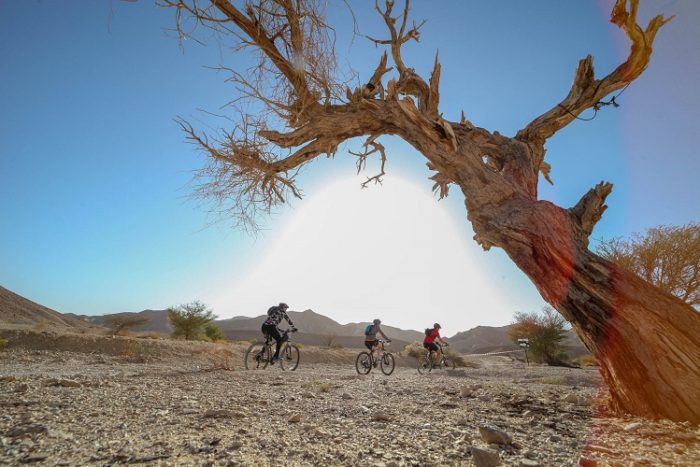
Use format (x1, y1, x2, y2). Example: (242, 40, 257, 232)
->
(423, 328, 440, 344)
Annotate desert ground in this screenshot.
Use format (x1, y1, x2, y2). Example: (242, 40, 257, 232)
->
(1, 330, 699, 466)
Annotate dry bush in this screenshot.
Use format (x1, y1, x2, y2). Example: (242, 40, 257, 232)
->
(538, 376, 567, 385)
(200, 343, 235, 371)
(136, 332, 163, 340)
(302, 380, 338, 393)
(579, 354, 598, 367)
(33, 319, 49, 332)
(0, 337, 8, 351)
(402, 341, 426, 359)
(120, 340, 147, 363)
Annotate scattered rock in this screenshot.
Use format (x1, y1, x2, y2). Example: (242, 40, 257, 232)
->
(579, 457, 598, 467)
(372, 412, 391, 422)
(43, 378, 81, 388)
(623, 422, 643, 432)
(289, 414, 301, 423)
(203, 409, 234, 419)
(6, 424, 49, 437)
(341, 392, 353, 400)
(478, 425, 512, 445)
(472, 446, 500, 467)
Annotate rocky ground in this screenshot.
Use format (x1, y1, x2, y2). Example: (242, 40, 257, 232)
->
(1, 340, 699, 466)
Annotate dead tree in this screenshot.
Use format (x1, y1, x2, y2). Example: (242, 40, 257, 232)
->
(162, 0, 700, 422)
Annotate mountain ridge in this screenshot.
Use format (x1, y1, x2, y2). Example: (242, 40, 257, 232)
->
(1, 285, 587, 355)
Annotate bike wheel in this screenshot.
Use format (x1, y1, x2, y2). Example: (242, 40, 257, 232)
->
(244, 342, 269, 370)
(417, 355, 432, 375)
(280, 344, 300, 371)
(355, 352, 372, 375)
(380, 352, 395, 376)
(442, 355, 456, 370)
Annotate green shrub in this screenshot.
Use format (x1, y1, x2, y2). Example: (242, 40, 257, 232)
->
(0, 337, 8, 351)
(167, 301, 216, 341)
(204, 323, 225, 342)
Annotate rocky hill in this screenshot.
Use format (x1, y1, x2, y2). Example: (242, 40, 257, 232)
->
(0, 286, 95, 329)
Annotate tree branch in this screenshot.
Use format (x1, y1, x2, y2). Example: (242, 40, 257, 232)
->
(517, 0, 673, 145)
(569, 181, 613, 246)
(349, 135, 387, 187)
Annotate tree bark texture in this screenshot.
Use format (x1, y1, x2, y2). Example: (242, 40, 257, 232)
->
(470, 195, 700, 422)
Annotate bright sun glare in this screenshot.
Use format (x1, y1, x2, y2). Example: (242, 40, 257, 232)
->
(212, 176, 513, 333)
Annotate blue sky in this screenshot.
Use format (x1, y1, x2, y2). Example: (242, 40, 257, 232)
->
(0, 1, 698, 328)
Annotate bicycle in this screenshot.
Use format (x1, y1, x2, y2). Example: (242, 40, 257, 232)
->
(355, 339, 395, 376)
(417, 343, 456, 374)
(244, 328, 300, 371)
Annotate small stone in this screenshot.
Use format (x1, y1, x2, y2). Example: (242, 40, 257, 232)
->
(341, 393, 353, 400)
(519, 459, 539, 467)
(562, 393, 579, 404)
(43, 378, 81, 388)
(478, 425, 512, 445)
(6, 424, 49, 438)
(203, 409, 234, 419)
(440, 401, 460, 409)
(472, 446, 500, 467)
(289, 414, 301, 423)
(372, 412, 391, 422)
(14, 383, 29, 393)
(623, 422, 643, 432)
(579, 457, 598, 467)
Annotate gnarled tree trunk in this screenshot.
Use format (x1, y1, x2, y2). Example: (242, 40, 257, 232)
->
(166, 0, 700, 422)
(469, 195, 700, 421)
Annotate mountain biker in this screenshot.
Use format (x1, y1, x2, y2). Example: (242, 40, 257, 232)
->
(423, 322, 447, 366)
(262, 302, 296, 363)
(364, 319, 391, 365)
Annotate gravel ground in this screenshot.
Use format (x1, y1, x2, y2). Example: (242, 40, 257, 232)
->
(1, 347, 699, 466)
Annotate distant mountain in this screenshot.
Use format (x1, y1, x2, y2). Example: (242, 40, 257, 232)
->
(449, 324, 589, 358)
(0, 285, 589, 356)
(69, 309, 172, 334)
(0, 286, 95, 329)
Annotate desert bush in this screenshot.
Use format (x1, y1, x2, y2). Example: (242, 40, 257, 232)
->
(200, 343, 235, 370)
(509, 307, 570, 365)
(444, 347, 467, 367)
(402, 341, 425, 359)
(168, 301, 216, 341)
(120, 340, 147, 363)
(136, 332, 163, 340)
(0, 337, 8, 351)
(538, 376, 567, 385)
(33, 319, 49, 332)
(303, 380, 337, 393)
(107, 315, 150, 336)
(579, 354, 598, 367)
(204, 323, 225, 342)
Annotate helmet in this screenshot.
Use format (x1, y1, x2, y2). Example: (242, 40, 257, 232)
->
(433, 323, 441, 329)
(279, 302, 289, 310)
(373, 319, 381, 325)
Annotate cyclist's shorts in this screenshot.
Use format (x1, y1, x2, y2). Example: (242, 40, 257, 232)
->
(364, 339, 378, 351)
(424, 342, 439, 352)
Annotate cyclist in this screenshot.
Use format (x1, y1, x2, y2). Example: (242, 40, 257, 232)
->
(423, 322, 447, 367)
(364, 319, 391, 365)
(262, 302, 296, 363)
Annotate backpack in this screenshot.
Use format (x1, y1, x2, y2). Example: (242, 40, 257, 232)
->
(364, 324, 374, 336)
(425, 328, 433, 336)
(267, 306, 277, 317)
